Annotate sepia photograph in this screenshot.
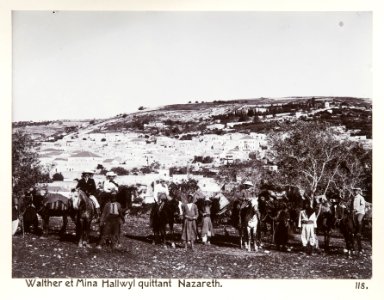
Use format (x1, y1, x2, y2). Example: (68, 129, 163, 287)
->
(6, 2, 382, 299)
(10, 9, 374, 282)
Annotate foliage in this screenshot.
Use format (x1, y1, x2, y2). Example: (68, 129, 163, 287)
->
(110, 167, 130, 176)
(12, 131, 51, 198)
(269, 121, 371, 201)
(193, 156, 214, 164)
(52, 173, 64, 181)
(169, 178, 199, 197)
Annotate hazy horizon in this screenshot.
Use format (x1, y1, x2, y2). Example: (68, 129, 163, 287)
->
(13, 11, 372, 122)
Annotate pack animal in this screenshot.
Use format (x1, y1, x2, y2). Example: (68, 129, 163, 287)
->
(32, 190, 76, 236)
(150, 198, 181, 248)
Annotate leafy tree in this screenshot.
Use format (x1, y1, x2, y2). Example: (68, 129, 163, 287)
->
(12, 131, 50, 198)
(169, 178, 199, 197)
(111, 166, 130, 176)
(52, 172, 64, 181)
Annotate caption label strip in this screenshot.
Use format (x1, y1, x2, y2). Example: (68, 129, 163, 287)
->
(25, 278, 223, 289)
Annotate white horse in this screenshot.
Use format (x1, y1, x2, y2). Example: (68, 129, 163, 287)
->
(241, 198, 259, 252)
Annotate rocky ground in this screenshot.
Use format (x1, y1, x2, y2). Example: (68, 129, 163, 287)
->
(12, 215, 372, 279)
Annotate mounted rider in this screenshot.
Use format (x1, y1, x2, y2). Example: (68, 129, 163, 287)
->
(153, 179, 170, 204)
(102, 171, 119, 201)
(235, 180, 259, 226)
(76, 170, 101, 219)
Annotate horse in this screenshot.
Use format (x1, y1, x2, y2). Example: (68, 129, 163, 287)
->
(230, 197, 260, 250)
(32, 189, 77, 236)
(257, 192, 280, 245)
(315, 199, 337, 253)
(20, 195, 39, 234)
(150, 198, 181, 248)
(97, 185, 138, 214)
(273, 203, 292, 251)
(239, 202, 259, 251)
(334, 202, 361, 257)
(71, 189, 96, 248)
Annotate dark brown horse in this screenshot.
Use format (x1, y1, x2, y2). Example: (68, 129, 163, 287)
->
(32, 190, 76, 236)
(71, 189, 96, 248)
(150, 198, 181, 248)
(334, 202, 363, 257)
(316, 199, 337, 253)
(97, 185, 137, 214)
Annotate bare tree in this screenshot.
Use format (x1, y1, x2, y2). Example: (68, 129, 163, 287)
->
(269, 121, 371, 203)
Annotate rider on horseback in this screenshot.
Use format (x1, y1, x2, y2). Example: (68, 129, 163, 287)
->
(154, 179, 170, 204)
(102, 171, 119, 200)
(235, 181, 258, 226)
(76, 170, 101, 220)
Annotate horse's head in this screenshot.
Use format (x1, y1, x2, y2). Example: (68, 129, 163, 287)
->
(69, 188, 84, 209)
(169, 199, 182, 219)
(30, 189, 45, 211)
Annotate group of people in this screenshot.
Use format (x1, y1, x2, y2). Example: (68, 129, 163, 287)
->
(298, 187, 367, 254)
(75, 170, 124, 248)
(42, 170, 369, 252)
(150, 179, 214, 250)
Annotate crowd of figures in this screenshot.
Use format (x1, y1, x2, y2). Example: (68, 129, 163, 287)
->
(12, 171, 372, 257)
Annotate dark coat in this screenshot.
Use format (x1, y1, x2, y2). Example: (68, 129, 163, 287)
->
(76, 178, 97, 196)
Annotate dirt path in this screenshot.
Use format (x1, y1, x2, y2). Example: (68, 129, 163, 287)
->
(12, 215, 372, 279)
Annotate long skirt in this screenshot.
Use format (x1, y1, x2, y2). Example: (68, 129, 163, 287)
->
(181, 219, 197, 242)
(201, 216, 214, 237)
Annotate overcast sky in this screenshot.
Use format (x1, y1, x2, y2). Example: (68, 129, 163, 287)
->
(12, 11, 372, 122)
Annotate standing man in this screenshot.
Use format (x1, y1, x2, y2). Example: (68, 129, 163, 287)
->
(352, 187, 366, 252)
(76, 170, 101, 218)
(298, 200, 317, 255)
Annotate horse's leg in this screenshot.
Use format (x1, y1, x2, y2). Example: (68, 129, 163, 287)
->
(85, 219, 92, 248)
(247, 227, 251, 252)
(239, 227, 244, 249)
(161, 225, 167, 248)
(42, 215, 49, 236)
(78, 219, 83, 247)
(60, 215, 68, 235)
(324, 230, 330, 253)
(254, 225, 259, 251)
(169, 221, 175, 248)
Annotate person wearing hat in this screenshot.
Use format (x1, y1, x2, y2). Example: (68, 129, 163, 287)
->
(76, 170, 101, 219)
(352, 187, 366, 248)
(181, 193, 199, 250)
(298, 199, 317, 255)
(234, 180, 254, 227)
(153, 179, 170, 204)
(102, 171, 119, 199)
(200, 197, 214, 245)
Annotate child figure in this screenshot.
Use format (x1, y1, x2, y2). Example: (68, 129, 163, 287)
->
(298, 200, 318, 255)
(181, 194, 199, 250)
(97, 197, 125, 249)
(200, 197, 214, 245)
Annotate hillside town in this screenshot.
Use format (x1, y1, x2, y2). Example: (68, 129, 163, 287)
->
(18, 97, 371, 201)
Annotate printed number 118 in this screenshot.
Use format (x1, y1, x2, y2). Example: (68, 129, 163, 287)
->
(355, 282, 367, 289)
